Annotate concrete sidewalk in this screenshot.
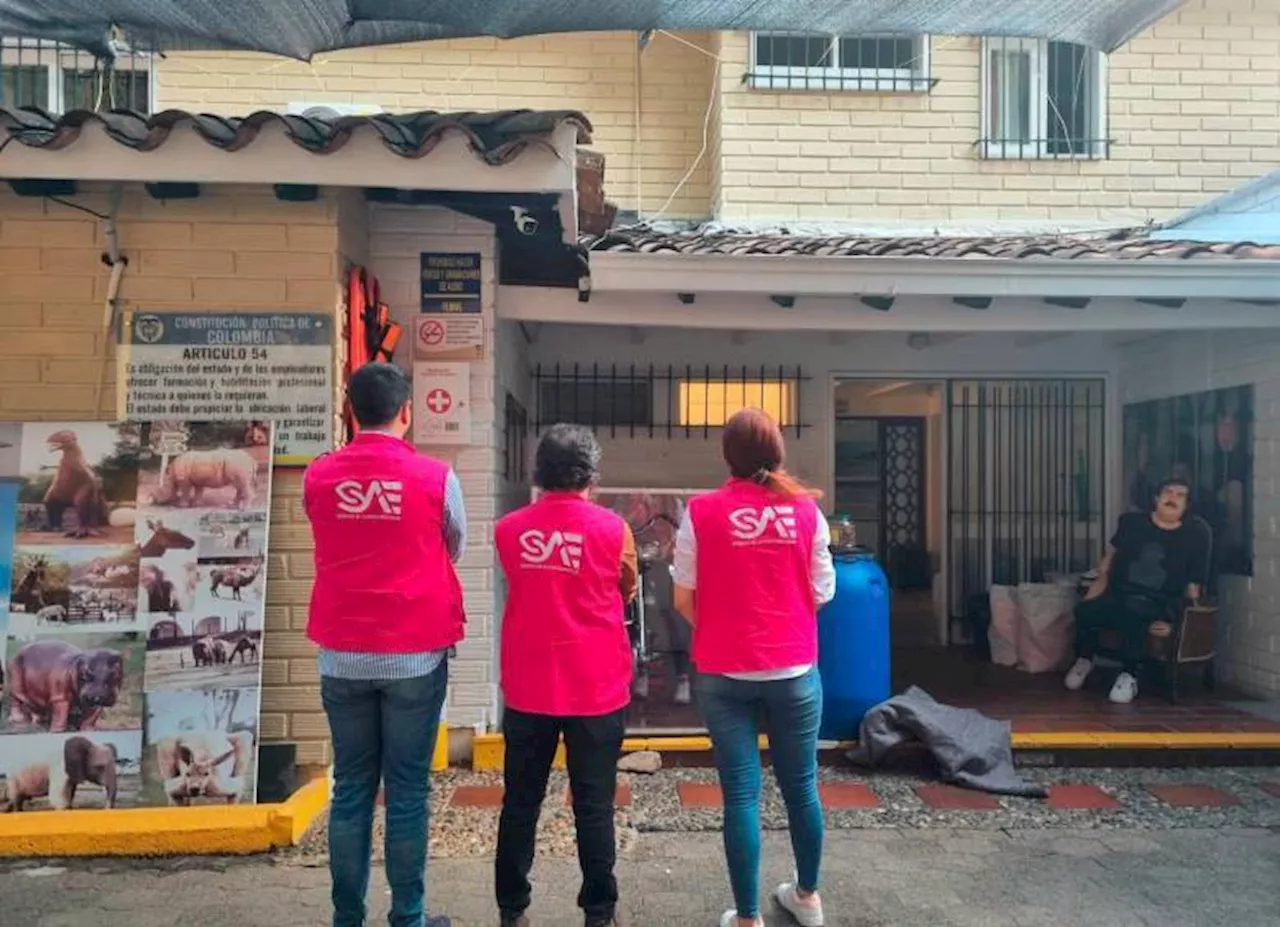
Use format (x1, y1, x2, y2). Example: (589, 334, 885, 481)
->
(3, 828, 1279, 927)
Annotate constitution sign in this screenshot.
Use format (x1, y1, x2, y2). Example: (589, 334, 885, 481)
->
(120, 311, 335, 466)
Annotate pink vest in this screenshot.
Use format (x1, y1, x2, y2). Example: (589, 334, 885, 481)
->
(496, 493, 631, 717)
(688, 480, 819, 674)
(304, 433, 465, 653)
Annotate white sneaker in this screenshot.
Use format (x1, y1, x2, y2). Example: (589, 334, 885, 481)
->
(1064, 657, 1094, 691)
(775, 882, 825, 927)
(674, 676, 692, 705)
(1109, 672, 1139, 704)
(719, 911, 762, 927)
(634, 673, 650, 699)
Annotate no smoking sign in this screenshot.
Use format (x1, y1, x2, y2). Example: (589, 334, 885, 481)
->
(414, 315, 484, 361)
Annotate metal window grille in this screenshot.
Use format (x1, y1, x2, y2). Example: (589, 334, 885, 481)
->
(978, 36, 1110, 160)
(0, 36, 156, 113)
(749, 32, 935, 92)
(531, 364, 811, 438)
(503, 393, 529, 483)
(947, 378, 1107, 620)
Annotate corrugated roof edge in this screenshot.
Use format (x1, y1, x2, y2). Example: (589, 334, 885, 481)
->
(0, 107, 592, 166)
(580, 225, 1280, 262)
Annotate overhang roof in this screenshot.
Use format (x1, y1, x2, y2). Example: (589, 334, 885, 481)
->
(0, 107, 592, 166)
(577, 226, 1280, 302)
(584, 227, 1280, 262)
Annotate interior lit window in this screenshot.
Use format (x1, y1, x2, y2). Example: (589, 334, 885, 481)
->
(677, 380, 797, 427)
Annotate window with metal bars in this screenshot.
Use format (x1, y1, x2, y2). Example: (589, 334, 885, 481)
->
(531, 364, 810, 438)
(503, 393, 529, 484)
(978, 37, 1109, 159)
(0, 37, 156, 113)
(749, 32, 933, 92)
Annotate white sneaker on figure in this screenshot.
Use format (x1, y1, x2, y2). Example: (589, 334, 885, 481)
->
(674, 676, 692, 705)
(719, 912, 762, 927)
(1109, 671, 1139, 704)
(1064, 657, 1094, 691)
(775, 882, 825, 927)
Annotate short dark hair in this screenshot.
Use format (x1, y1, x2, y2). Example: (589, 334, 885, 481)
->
(534, 423, 601, 492)
(1156, 476, 1191, 496)
(348, 362, 411, 428)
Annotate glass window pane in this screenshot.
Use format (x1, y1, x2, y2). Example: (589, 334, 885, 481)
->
(836, 37, 916, 71)
(989, 48, 1031, 142)
(678, 381, 796, 427)
(755, 34, 835, 68)
(1046, 41, 1092, 154)
(1, 65, 50, 108)
(62, 69, 151, 113)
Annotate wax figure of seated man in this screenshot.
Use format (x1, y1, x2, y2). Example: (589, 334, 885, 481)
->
(1066, 476, 1208, 704)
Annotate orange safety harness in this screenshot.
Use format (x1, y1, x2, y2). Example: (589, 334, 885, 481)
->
(343, 265, 403, 441)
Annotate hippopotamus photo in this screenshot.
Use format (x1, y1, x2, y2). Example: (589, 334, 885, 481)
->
(6, 639, 125, 733)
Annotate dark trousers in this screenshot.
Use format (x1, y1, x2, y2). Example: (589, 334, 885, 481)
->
(495, 706, 626, 924)
(1075, 594, 1172, 674)
(322, 664, 448, 927)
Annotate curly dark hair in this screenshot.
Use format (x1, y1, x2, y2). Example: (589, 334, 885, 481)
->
(534, 423, 602, 492)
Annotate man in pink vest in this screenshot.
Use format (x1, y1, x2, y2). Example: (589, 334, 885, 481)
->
(305, 361, 465, 927)
(494, 424, 637, 927)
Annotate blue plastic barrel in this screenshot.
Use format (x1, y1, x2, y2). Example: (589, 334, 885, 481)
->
(817, 551, 891, 741)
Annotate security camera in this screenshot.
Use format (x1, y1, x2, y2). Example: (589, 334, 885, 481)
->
(510, 206, 538, 236)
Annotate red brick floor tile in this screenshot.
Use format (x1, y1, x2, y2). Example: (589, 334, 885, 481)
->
(565, 785, 632, 808)
(1258, 783, 1280, 799)
(818, 783, 880, 810)
(1046, 784, 1122, 811)
(1147, 784, 1241, 808)
(914, 784, 1000, 811)
(450, 785, 505, 808)
(678, 782, 723, 808)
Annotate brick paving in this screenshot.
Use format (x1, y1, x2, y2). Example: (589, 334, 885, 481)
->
(440, 770, 1280, 816)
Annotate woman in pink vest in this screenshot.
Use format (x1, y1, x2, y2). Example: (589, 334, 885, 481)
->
(674, 409, 835, 927)
(494, 423, 637, 927)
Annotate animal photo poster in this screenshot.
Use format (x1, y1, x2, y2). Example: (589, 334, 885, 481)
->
(0, 420, 274, 811)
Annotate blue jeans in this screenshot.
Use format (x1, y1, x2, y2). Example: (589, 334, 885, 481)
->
(695, 668, 824, 919)
(322, 663, 448, 927)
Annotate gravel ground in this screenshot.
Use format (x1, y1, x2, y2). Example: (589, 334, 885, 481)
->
(280, 765, 1280, 866)
(282, 770, 639, 866)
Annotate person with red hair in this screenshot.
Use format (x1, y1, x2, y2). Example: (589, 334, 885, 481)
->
(672, 408, 835, 927)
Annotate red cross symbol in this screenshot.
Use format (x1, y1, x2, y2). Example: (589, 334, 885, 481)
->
(425, 388, 453, 414)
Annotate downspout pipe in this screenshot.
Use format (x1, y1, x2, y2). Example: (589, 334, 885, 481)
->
(94, 184, 127, 419)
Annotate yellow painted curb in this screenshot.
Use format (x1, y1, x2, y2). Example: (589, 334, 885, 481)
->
(470, 730, 1280, 769)
(0, 776, 332, 858)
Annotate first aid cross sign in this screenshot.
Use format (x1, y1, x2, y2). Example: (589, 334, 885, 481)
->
(426, 388, 452, 414)
(413, 361, 471, 446)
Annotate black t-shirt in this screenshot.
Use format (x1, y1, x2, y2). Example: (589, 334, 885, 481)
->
(1109, 512, 1208, 604)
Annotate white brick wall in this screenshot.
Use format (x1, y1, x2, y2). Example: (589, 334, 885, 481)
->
(367, 204, 501, 726)
(1120, 330, 1280, 698)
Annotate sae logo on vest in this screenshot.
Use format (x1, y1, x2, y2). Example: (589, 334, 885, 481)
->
(728, 505, 798, 545)
(334, 479, 404, 519)
(518, 529, 585, 573)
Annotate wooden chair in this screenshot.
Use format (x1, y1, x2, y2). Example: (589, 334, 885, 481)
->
(1144, 514, 1218, 703)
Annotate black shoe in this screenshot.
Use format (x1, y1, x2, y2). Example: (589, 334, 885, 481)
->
(426, 917, 452, 927)
(500, 914, 530, 927)
(585, 917, 620, 927)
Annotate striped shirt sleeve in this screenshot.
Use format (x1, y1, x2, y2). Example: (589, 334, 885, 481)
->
(443, 469, 467, 563)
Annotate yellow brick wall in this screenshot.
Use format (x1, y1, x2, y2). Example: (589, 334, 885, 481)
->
(0, 182, 340, 767)
(714, 0, 1280, 223)
(158, 32, 716, 220)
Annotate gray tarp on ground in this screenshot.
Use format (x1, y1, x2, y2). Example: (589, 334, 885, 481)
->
(848, 685, 1048, 798)
(0, 1, 1186, 60)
